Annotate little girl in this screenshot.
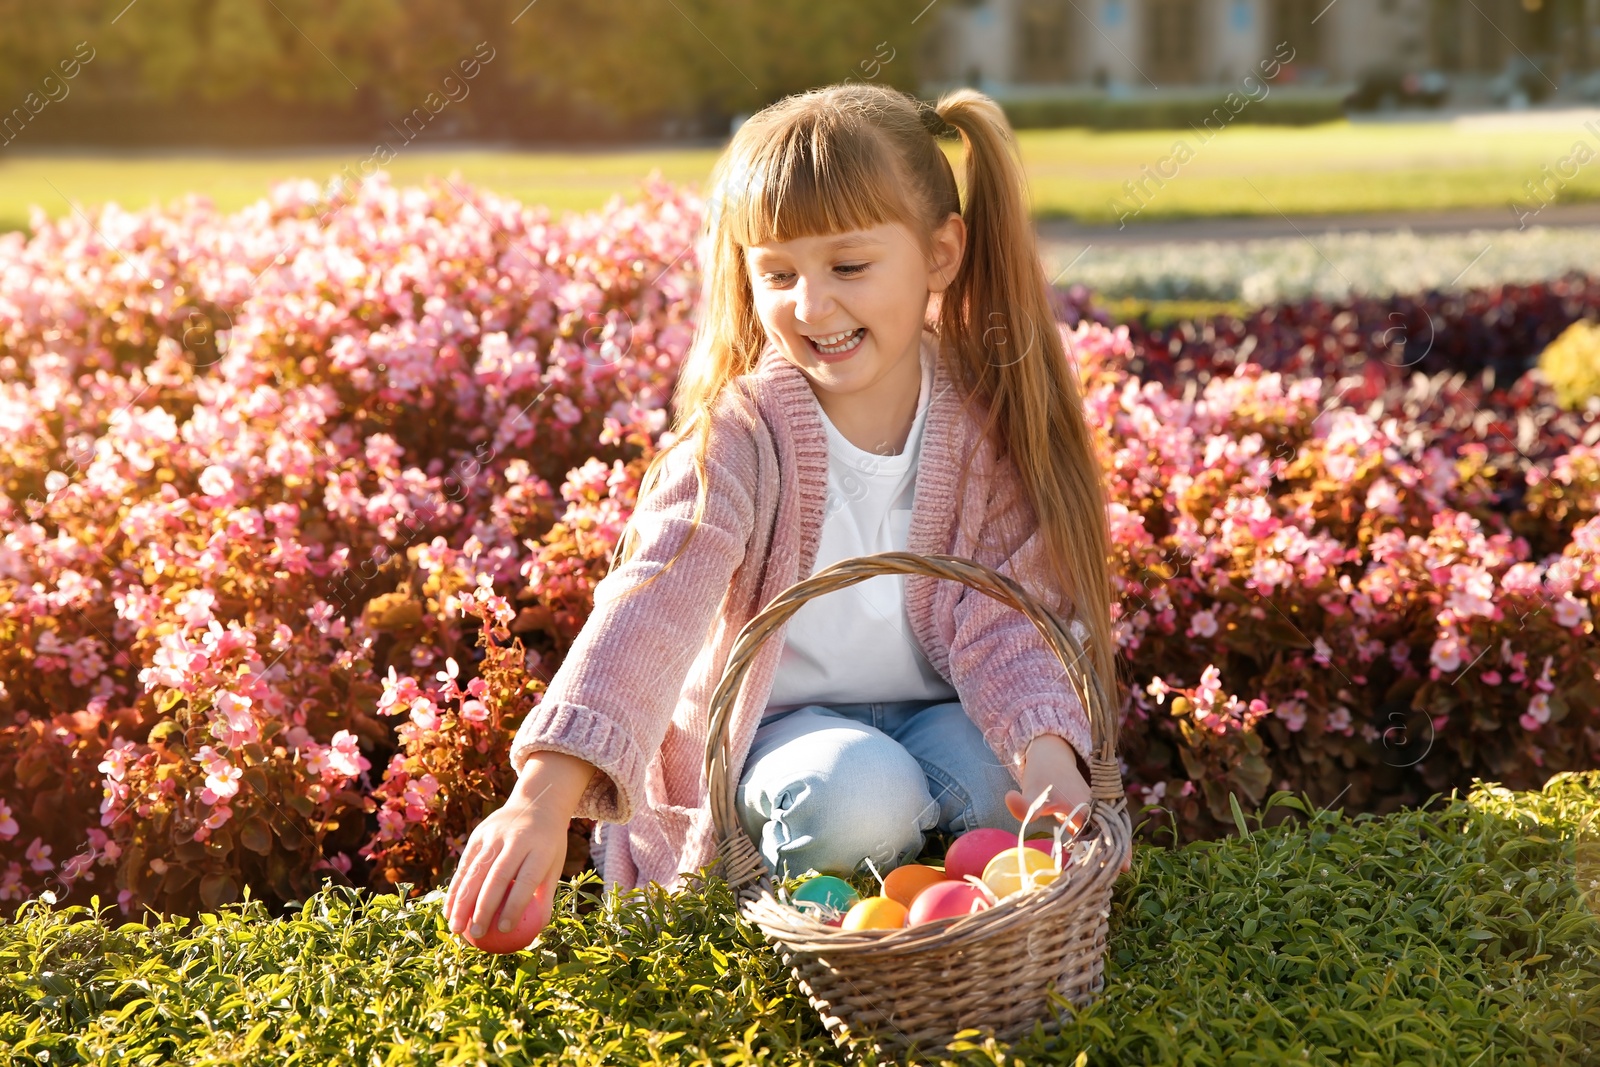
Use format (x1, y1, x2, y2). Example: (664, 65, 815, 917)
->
(446, 82, 1126, 947)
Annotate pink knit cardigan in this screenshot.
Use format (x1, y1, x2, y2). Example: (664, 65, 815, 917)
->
(508, 328, 1095, 893)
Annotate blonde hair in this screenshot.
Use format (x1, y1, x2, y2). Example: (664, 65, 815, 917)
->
(609, 82, 1123, 711)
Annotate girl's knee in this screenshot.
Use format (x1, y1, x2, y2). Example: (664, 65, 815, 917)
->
(738, 722, 937, 878)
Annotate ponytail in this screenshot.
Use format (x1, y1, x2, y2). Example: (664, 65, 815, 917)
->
(931, 90, 1124, 710)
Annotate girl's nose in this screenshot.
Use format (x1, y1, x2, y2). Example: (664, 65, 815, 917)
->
(792, 276, 834, 322)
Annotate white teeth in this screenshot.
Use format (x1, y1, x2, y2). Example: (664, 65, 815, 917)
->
(812, 329, 857, 345)
(810, 328, 864, 354)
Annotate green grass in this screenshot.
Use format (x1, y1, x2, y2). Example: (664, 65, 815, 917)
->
(0, 146, 723, 237)
(4, 119, 1598, 235)
(1017, 120, 1600, 224)
(7, 772, 1600, 1065)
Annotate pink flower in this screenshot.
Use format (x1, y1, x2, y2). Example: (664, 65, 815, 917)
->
(25, 837, 53, 873)
(197, 748, 242, 804)
(61, 850, 96, 881)
(198, 465, 235, 497)
(211, 691, 258, 748)
(1189, 610, 1217, 638)
(1554, 595, 1591, 629)
(0, 800, 17, 840)
(175, 589, 218, 629)
(409, 697, 441, 733)
(0, 863, 26, 902)
(1520, 692, 1552, 731)
(1430, 631, 1463, 673)
(1534, 655, 1557, 693)
(1145, 676, 1171, 705)
(325, 730, 369, 779)
(552, 395, 582, 425)
(403, 774, 441, 821)
(1276, 700, 1307, 732)
(377, 808, 407, 840)
(97, 737, 137, 783)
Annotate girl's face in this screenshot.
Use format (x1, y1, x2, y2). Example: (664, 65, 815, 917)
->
(744, 216, 964, 403)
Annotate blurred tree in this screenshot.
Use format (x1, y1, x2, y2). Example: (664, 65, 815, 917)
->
(508, 0, 926, 128)
(0, 0, 932, 142)
(0, 0, 103, 102)
(101, 0, 400, 104)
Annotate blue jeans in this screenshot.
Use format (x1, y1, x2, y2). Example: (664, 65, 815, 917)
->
(736, 699, 1024, 880)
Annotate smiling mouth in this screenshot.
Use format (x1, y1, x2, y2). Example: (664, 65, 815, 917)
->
(808, 328, 866, 356)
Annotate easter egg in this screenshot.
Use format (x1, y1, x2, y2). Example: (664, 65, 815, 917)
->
(791, 875, 860, 919)
(842, 896, 909, 930)
(943, 828, 1018, 883)
(906, 880, 992, 926)
(459, 885, 554, 954)
(881, 863, 948, 908)
(1024, 837, 1055, 857)
(981, 846, 1060, 899)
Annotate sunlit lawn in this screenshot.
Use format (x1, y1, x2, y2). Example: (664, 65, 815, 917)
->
(2, 118, 1595, 234)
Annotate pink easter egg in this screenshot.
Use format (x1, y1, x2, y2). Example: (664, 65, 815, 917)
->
(943, 828, 1017, 883)
(460, 884, 554, 954)
(906, 880, 993, 925)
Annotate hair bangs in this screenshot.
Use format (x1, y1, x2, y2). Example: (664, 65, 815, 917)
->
(721, 118, 919, 250)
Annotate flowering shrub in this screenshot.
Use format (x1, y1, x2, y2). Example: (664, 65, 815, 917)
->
(1067, 322, 1600, 839)
(0, 171, 1595, 918)
(0, 171, 693, 915)
(1101, 272, 1600, 400)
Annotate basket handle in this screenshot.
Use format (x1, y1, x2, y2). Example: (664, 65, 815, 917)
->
(703, 550, 1124, 897)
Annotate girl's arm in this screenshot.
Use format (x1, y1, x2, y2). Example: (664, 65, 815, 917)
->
(947, 444, 1096, 784)
(507, 391, 761, 826)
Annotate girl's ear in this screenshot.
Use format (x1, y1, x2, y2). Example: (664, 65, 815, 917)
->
(926, 212, 966, 294)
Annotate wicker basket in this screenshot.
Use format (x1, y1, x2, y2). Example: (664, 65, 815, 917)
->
(702, 550, 1131, 1059)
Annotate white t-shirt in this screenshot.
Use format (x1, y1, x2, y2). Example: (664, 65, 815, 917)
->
(765, 342, 961, 715)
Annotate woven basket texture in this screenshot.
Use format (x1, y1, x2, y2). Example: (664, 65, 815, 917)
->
(702, 550, 1131, 1058)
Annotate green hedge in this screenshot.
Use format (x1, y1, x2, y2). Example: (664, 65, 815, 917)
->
(997, 93, 1348, 131)
(6, 773, 1600, 1065)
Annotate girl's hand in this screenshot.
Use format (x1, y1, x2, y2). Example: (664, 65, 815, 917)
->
(444, 751, 596, 952)
(1006, 733, 1132, 875)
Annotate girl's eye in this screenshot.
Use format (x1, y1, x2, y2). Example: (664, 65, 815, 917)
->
(760, 264, 868, 285)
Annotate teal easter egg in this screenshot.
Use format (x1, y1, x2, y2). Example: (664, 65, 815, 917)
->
(791, 875, 860, 917)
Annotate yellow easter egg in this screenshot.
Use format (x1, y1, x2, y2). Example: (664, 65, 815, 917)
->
(841, 895, 910, 930)
(981, 846, 1060, 898)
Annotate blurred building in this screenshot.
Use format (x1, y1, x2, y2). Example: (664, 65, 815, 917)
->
(920, 0, 1596, 90)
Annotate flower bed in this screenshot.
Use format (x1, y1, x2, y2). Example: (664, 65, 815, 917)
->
(0, 174, 1595, 921)
(6, 773, 1599, 1065)
(1073, 271, 1600, 404)
(0, 171, 698, 913)
(1048, 225, 1600, 304)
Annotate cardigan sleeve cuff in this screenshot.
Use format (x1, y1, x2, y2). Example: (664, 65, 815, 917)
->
(991, 700, 1095, 779)
(507, 700, 648, 824)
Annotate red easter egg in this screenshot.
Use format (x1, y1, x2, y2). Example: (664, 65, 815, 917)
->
(907, 880, 992, 925)
(459, 884, 554, 954)
(1025, 838, 1055, 856)
(943, 828, 1018, 883)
